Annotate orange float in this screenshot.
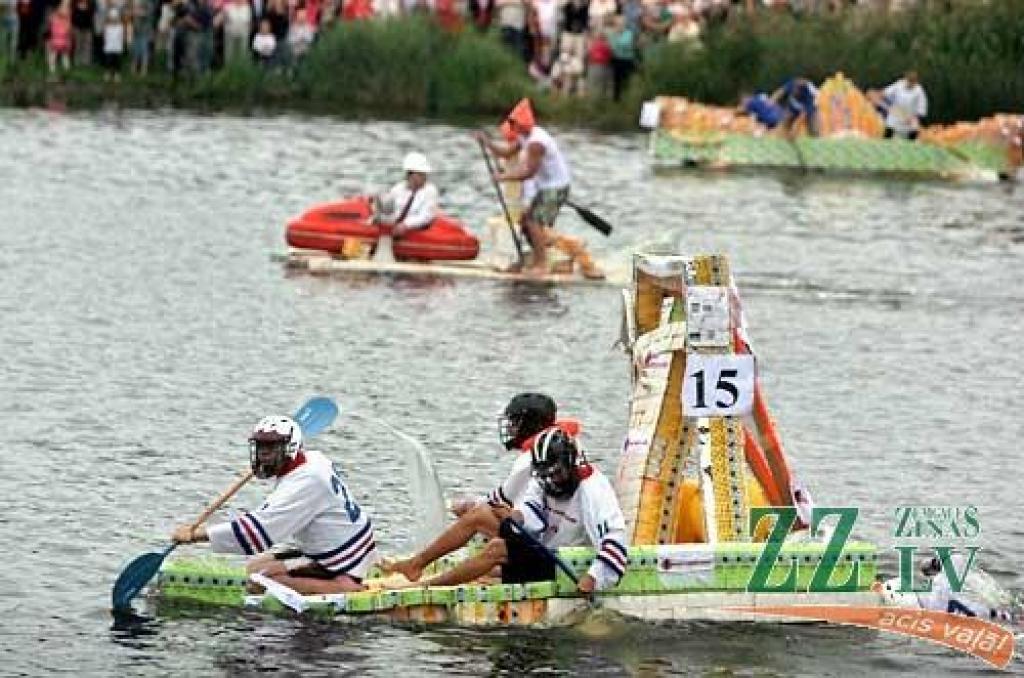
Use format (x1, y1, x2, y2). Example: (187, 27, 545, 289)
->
(286, 196, 480, 262)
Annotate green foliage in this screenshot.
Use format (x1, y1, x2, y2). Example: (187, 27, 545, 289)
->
(432, 30, 531, 115)
(2, 5, 1020, 126)
(298, 17, 437, 112)
(295, 17, 531, 116)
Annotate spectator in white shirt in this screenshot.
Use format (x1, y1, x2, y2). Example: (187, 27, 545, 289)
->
(222, 0, 252, 64)
(287, 6, 315, 62)
(252, 17, 276, 65)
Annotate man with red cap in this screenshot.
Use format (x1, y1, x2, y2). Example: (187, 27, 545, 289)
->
(476, 99, 604, 279)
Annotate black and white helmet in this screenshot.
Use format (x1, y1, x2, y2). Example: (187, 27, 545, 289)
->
(530, 428, 580, 499)
(498, 392, 557, 451)
(249, 415, 303, 479)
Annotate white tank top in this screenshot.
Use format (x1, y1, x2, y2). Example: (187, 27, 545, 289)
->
(523, 126, 571, 191)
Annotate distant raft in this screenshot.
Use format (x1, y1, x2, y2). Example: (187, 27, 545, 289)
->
(648, 73, 1023, 182)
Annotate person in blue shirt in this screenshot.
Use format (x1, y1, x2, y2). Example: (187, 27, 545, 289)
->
(770, 77, 820, 137)
(738, 92, 783, 129)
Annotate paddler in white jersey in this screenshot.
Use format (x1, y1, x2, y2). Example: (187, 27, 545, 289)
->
(476, 98, 604, 279)
(387, 428, 628, 594)
(171, 415, 377, 594)
(383, 393, 581, 581)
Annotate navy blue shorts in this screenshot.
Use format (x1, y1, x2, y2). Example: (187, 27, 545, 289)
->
(498, 519, 557, 584)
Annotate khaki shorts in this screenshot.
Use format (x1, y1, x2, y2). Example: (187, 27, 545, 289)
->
(524, 187, 569, 228)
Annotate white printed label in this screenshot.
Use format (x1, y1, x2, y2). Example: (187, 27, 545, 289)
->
(686, 286, 731, 347)
(682, 354, 755, 416)
(639, 100, 661, 129)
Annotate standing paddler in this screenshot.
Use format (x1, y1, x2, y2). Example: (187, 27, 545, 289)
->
(475, 98, 605, 280)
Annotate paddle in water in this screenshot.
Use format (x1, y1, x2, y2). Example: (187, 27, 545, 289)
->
(566, 201, 613, 237)
(110, 396, 339, 611)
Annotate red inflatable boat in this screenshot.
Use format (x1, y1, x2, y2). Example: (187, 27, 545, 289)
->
(286, 196, 480, 262)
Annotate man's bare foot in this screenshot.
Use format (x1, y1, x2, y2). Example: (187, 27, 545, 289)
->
(582, 268, 606, 280)
(380, 557, 424, 582)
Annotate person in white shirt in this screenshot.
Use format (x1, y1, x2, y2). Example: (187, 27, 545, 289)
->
(221, 0, 252, 64)
(476, 98, 604, 279)
(252, 17, 276, 65)
(286, 6, 315, 62)
(102, 6, 126, 81)
(171, 415, 377, 594)
(388, 428, 629, 594)
(373, 152, 440, 237)
(382, 393, 560, 581)
(881, 70, 928, 141)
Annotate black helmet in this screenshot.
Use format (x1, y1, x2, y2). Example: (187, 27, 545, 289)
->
(498, 393, 556, 451)
(530, 428, 580, 499)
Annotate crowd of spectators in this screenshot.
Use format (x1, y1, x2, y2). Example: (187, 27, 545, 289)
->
(0, 0, 937, 90)
(2, 0, 343, 79)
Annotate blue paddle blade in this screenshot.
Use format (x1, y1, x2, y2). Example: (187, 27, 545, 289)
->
(111, 543, 177, 610)
(294, 397, 339, 439)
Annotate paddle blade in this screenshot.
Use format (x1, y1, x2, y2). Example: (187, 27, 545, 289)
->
(294, 397, 339, 438)
(569, 202, 613, 236)
(112, 544, 176, 610)
(348, 412, 446, 551)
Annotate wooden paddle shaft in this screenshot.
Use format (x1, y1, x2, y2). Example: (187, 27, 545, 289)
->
(189, 469, 254, 529)
(476, 138, 526, 262)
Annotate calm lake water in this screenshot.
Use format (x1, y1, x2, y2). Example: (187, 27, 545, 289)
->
(1, 109, 1022, 676)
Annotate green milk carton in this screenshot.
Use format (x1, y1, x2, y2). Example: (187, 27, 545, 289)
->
(344, 590, 377, 613)
(399, 587, 427, 608)
(525, 580, 557, 599)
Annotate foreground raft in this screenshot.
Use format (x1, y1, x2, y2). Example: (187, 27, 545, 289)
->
(648, 74, 1023, 182)
(154, 253, 882, 626)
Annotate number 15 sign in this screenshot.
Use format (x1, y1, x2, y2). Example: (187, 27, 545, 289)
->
(682, 354, 755, 416)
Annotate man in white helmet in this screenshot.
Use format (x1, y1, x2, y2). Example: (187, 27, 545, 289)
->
(372, 152, 440, 238)
(170, 415, 378, 594)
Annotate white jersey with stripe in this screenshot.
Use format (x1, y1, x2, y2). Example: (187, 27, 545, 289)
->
(207, 449, 377, 579)
(483, 451, 533, 508)
(515, 466, 628, 591)
(522, 126, 571, 191)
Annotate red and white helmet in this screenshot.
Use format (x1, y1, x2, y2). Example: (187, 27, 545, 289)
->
(249, 415, 303, 478)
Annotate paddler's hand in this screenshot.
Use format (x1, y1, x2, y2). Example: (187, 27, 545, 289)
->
(451, 498, 476, 517)
(578, 574, 596, 594)
(491, 504, 515, 521)
(171, 524, 196, 544)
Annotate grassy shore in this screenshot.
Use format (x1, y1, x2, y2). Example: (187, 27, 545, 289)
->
(2, 2, 1021, 129)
